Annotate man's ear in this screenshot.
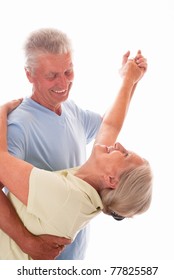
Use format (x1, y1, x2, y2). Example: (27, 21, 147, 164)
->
(25, 68, 33, 83)
(103, 175, 118, 189)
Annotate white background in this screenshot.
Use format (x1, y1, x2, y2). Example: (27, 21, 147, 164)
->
(0, 0, 174, 262)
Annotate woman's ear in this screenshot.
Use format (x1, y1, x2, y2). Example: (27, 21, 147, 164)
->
(103, 175, 118, 189)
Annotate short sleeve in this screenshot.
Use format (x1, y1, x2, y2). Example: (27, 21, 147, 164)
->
(7, 122, 26, 159)
(27, 168, 70, 223)
(67, 100, 102, 144)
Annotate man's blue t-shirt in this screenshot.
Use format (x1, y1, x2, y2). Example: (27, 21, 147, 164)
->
(7, 97, 102, 260)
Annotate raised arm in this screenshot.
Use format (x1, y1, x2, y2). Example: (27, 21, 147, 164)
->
(121, 50, 147, 99)
(94, 53, 147, 146)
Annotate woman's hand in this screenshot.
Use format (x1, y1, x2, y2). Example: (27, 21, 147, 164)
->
(0, 98, 23, 114)
(120, 59, 143, 85)
(120, 50, 147, 84)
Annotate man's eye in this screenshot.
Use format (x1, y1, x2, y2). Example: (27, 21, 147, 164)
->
(65, 70, 73, 76)
(45, 73, 57, 80)
(124, 152, 129, 157)
(47, 76, 56, 80)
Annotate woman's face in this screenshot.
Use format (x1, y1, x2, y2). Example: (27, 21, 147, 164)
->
(93, 142, 144, 176)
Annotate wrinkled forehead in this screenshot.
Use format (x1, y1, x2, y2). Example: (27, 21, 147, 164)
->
(35, 52, 73, 71)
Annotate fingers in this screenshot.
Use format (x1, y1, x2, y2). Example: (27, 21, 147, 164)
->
(5, 98, 23, 114)
(51, 238, 71, 259)
(136, 50, 141, 56)
(55, 237, 71, 246)
(8, 99, 23, 108)
(53, 243, 65, 253)
(52, 237, 71, 257)
(134, 50, 147, 71)
(122, 50, 130, 65)
(121, 50, 147, 70)
(12, 98, 23, 105)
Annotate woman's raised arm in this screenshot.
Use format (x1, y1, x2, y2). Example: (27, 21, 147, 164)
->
(94, 56, 146, 147)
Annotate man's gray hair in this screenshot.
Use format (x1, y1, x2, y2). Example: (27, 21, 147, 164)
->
(24, 28, 72, 70)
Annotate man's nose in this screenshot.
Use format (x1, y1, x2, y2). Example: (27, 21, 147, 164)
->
(57, 75, 68, 88)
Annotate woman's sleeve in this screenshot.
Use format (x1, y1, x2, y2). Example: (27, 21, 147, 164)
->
(27, 168, 69, 223)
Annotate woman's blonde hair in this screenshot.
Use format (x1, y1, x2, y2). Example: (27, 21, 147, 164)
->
(100, 161, 153, 218)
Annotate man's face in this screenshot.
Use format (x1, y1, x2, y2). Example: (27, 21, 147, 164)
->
(26, 52, 74, 112)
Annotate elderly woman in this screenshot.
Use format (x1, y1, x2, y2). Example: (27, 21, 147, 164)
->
(0, 58, 152, 259)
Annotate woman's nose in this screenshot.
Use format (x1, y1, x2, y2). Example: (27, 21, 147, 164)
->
(115, 142, 128, 154)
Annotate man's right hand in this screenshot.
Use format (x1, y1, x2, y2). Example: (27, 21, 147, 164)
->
(22, 233, 71, 260)
(0, 180, 71, 260)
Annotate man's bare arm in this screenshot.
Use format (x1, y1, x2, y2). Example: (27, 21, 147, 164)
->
(0, 182, 71, 259)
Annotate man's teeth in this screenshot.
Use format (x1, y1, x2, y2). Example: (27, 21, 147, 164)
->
(52, 90, 66, 93)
